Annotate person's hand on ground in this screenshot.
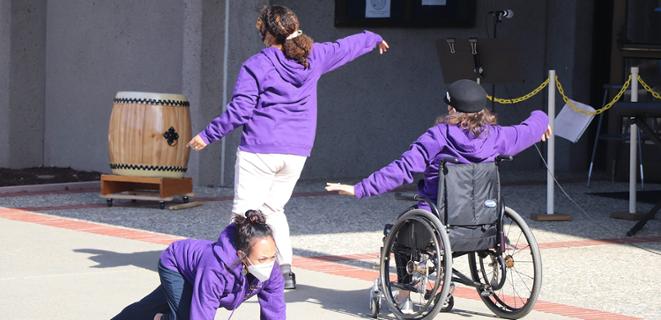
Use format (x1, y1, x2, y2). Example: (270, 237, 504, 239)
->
(187, 134, 208, 151)
(325, 183, 355, 196)
(541, 125, 552, 142)
(378, 40, 390, 55)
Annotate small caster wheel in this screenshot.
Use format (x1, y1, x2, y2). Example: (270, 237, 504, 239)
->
(159, 202, 166, 210)
(369, 296, 380, 318)
(106, 199, 113, 207)
(441, 295, 454, 312)
(183, 196, 190, 203)
(369, 279, 380, 318)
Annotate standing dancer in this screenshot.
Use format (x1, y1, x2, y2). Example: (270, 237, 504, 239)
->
(188, 5, 389, 289)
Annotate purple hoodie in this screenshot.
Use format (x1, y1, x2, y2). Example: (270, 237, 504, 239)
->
(160, 225, 285, 320)
(354, 111, 549, 201)
(198, 31, 384, 156)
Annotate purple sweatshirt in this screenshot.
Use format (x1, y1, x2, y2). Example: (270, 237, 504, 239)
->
(354, 111, 549, 201)
(160, 225, 285, 320)
(198, 31, 384, 156)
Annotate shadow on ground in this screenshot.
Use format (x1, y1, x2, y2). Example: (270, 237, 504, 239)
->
(74, 248, 161, 271)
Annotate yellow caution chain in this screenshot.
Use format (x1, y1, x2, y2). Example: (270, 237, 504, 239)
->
(637, 76, 661, 101)
(556, 75, 632, 116)
(487, 74, 659, 116)
(486, 78, 549, 104)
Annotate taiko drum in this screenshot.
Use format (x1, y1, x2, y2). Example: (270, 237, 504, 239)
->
(108, 92, 192, 178)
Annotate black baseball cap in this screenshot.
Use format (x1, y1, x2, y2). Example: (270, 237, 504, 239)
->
(444, 79, 487, 113)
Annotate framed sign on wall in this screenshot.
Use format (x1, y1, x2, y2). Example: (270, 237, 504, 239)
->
(335, 0, 476, 28)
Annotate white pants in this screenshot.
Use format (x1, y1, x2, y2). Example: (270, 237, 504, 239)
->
(231, 150, 307, 266)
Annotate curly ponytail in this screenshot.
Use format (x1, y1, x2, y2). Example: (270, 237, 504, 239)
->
(233, 210, 273, 254)
(256, 5, 313, 68)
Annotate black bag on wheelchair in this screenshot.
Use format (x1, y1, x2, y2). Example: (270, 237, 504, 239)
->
(437, 161, 500, 252)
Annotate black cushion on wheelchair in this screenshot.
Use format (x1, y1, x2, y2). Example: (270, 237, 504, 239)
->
(438, 162, 500, 252)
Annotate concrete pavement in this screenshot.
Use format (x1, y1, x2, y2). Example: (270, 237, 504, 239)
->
(0, 176, 659, 319)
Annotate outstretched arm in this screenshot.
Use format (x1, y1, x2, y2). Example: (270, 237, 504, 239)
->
(494, 110, 550, 156)
(326, 127, 445, 198)
(189, 64, 260, 150)
(315, 30, 387, 74)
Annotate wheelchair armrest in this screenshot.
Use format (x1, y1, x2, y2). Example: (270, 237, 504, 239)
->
(439, 155, 460, 164)
(394, 193, 442, 218)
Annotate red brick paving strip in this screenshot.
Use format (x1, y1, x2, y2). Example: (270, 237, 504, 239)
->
(0, 207, 184, 245)
(0, 207, 646, 320)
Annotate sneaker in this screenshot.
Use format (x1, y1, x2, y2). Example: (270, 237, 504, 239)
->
(280, 264, 296, 290)
(283, 271, 296, 289)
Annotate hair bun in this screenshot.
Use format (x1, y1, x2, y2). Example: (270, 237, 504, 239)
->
(244, 210, 266, 225)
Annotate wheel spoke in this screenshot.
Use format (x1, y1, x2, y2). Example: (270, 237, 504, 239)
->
(510, 231, 524, 254)
(511, 245, 530, 257)
(513, 268, 533, 295)
(509, 269, 523, 309)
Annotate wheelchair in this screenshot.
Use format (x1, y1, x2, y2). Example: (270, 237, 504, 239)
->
(368, 156, 542, 320)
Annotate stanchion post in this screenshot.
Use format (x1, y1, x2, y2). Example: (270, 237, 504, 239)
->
(629, 67, 638, 214)
(532, 70, 572, 221)
(611, 67, 645, 220)
(547, 70, 556, 215)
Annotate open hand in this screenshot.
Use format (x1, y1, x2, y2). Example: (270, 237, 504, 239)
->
(541, 125, 552, 142)
(325, 183, 355, 196)
(378, 40, 390, 55)
(187, 134, 208, 151)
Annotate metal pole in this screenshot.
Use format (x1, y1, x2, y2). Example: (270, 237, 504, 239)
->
(220, 0, 230, 186)
(629, 67, 639, 214)
(547, 70, 556, 215)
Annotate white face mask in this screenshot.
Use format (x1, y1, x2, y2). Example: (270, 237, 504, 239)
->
(246, 257, 275, 282)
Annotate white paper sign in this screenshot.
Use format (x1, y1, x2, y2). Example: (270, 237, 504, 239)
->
(422, 0, 447, 6)
(365, 0, 391, 18)
(554, 100, 596, 143)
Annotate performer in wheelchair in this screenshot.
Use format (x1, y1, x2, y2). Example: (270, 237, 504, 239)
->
(326, 79, 550, 317)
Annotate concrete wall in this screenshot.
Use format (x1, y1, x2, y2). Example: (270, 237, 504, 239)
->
(0, 0, 597, 186)
(44, 0, 184, 171)
(0, 0, 10, 166)
(183, 0, 224, 187)
(0, 0, 46, 168)
(38, 0, 265, 187)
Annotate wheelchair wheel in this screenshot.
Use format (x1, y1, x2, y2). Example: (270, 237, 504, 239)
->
(468, 206, 542, 319)
(379, 209, 452, 320)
